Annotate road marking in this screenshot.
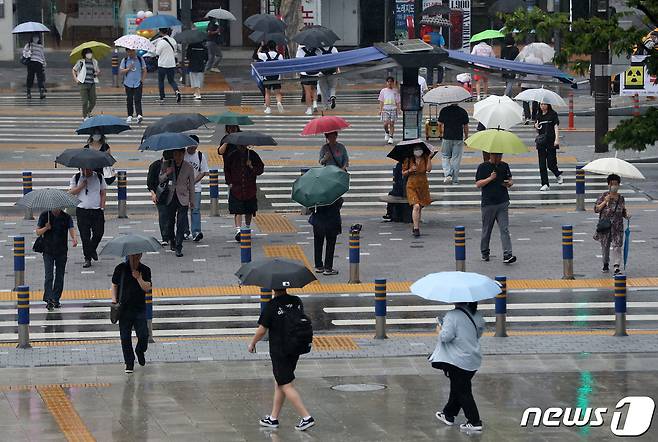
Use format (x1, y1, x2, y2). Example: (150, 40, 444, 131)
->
(37, 385, 95, 442)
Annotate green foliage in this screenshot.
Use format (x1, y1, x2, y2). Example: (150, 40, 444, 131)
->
(604, 107, 658, 151)
(500, 8, 569, 43)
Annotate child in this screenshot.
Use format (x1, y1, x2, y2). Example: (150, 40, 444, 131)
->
(378, 76, 401, 145)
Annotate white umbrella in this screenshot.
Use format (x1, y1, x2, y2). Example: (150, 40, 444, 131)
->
(114, 35, 156, 52)
(423, 85, 472, 104)
(13, 22, 50, 34)
(205, 8, 237, 21)
(473, 95, 524, 129)
(514, 88, 567, 107)
(516, 42, 555, 63)
(411, 272, 501, 303)
(583, 157, 645, 180)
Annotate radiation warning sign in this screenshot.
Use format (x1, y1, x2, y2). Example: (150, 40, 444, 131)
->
(621, 55, 658, 96)
(624, 64, 645, 89)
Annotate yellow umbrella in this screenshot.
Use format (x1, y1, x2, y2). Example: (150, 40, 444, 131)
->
(69, 41, 112, 64)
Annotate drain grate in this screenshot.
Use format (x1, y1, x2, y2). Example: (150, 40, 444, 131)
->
(331, 384, 387, 392)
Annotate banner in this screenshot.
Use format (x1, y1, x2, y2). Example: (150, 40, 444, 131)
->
(450, 0, 471, 52)
(621, 55, 658, 96)
(394, 0, 414, 40)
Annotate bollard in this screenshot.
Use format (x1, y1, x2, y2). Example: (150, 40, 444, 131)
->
(575, 165, 585, 212)
(13, 236, 25, 290)
(111, 49, 119, 88)
(614, 274, 628, 337)
(348, 229, 361, 284)
(22, 172, 33, 220)
(494, 276, 508, 337)
(632, 93, 640, 117)
(567, 91, 575, 130)
(454, 226, 465, 272)
(146, 288, 155, 343)
(240, 228, 252, 264)
(562, 225, 575, 280)
(209, 169, 220, 216)
(117, 170, 127, 218)
(16, 285, 31, 349)
(260, 287, 272, 341)
(300, 168, 311, 215)
(374, 278, 387, 339)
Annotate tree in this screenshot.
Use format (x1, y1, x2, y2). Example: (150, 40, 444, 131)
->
(278, 0, 303, 56)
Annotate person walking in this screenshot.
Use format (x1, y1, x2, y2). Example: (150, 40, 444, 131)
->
(379, 76, 401, 145)
(309, 197, 343, 276)
(112, 253, 151, 374)
(318, 45, 339, 110)
(402, 147, 432, 237)
(500, 35, 519, 97)
(23, 33, 47, 99)
(255, 40, 285, 114)
(535, 102, 563, 191)
(155, 28, 182, 103)
(162, 148, 196, 257)
(430, 302, 486, 433)
(248, 288, 316, 431)
(225, 145, 265, 242)
(319, 131, 349, 170)
(119, 48, 146, 124)
(594, 174, 630, 275)
(83, 130, 114, 184)
(475, 153, 516, 264)
(296, 45, 320, 115)
(35, 208, 77, 310)
(187, 40, 208, 100)
(184, 135, 209, 242)
(470, 40, 495, 100)
(217, 124, 241, 159)
(69, 168, 106, 268)
(205, 17, 223, 73)
(147, 150, 174, 246)
(72, 48, 100, 120)
(438, 103, 469, 184)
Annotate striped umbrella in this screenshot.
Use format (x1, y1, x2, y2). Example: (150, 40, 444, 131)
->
(15, 188, 80, 210)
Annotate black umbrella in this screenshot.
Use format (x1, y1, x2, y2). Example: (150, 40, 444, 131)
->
(490, 0, 526, 14)
(174, 29, 207, 45)
(223, 131, 277, 146)
(249, 30, 287, 45)
(244, 14, 285, 33)
(56, 148, 116, 169)
(387, 139, 435, 163)
(423, 4, 451, 15)
(236, 258, 316, 290)
(139, 132, 198, 151)
(293, 25, 340, 48)
(142, 113, 210, 141)
(100, 234, 162, 256)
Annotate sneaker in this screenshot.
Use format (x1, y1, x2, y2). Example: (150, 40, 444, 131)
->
(125, 365, 134, 374)
(264, 107, 272, 114)
(481, 254, 490, 262)
(443, 175, 453, 184)
(210, 67, 221, 73)
(235, 231, 241, 242)
(183, 232, 191, 241)
(435, 412, 454, 426)
(330, 96, 336, 109)
(161, 240, 169, 247)
(382, 214, 391, 220)
(83, 260, 91, 268)
(614, 266, 622, 276)
(315, 267, 324, 273)
(384, 134, 390, 142)
(387, 137, 394, 144)
(413, 228, 420, 237)
(136, 115, 143, 124)
(39, 90, 46, 99)
(503, 255, 517, 264)
(194, 94, 202, 101)
(126, 115, 133, 124)
(46, 302, 54, 311)
(136, 350, 146, 366)
(459, 422, 483, 432)
(91, 251, 98, 261)
(175, 250, 184, 258)
(277, 102, 284, 113)
(176, 91, 182, 103)
(539, 184, 550, 191)
(170, 241, 176, 251)
(27, 91, 32, 99)
(192, 232, 203, 242)
(159, 98, 165, 104)
(53, 302, 61, 309)
(295, 416, 315, 431)
(323, 269, 339, 276)
(259, 415, 280, 428)
(602, 263, 610, 273)
(557, 174, 564, 185)
(305, 107, 313, 115)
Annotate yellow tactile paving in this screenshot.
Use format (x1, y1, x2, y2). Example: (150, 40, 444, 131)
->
(313, 335, 359, 351)
(0, 383, 110, 392)
(263, 244, 313, 269)
(36, 385, 97, 442)
(226, 105, 255, 113)
(255, 213, 298, 233)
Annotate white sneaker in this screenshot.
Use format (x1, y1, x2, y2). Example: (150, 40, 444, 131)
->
(443, 175, 453, 184)
(126, 115, 132, 124)
(277, 102, 284, 113)
(387, 137, 394, 144)
(540, 184, 550, 191)
(305, 107, 313, 115)
(557, 175, 564, 184)
(264, 107, 272, 114)
(384, 134, 390, 142)
(194, 94, 202, 101)
(460, 422, 483, 432)
(210, 67, 221, 73)
(136, 115, 143, 124)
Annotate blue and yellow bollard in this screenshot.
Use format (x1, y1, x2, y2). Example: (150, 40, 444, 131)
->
(13, 236, 25, 290)
(374, 278, 387, 339)
(348, 229, 361, 284)
(494, 276, 508, 337)
(614, 274, 628, 337)
(146, 288, 155, 343)
(111, 49, 119, 87)
(455, 226, 466, 271)
(209, 169, 220, 216)
(575, 165, 585, 212)
(260, 287, 272, 341)
(562, 225, 575, 279)
(22, 171, 33, 220)
(117, 170, 127, 218)
(16, 285, 31, 349)
(240, 228, 252, 264)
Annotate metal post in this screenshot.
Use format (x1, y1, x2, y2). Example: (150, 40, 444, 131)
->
(300, 168, 310, 215)
(632, 93, 640, 117)
(575, 165, 586, 212)
(454, 226, 465, 272)
(592, 0, 610, 153)
(22, 172, 33, 220)
(260, 287, 272, 341)
(374, 278, 387, 339)
(111, 49, 119, 87)
(614, 274, 627, 337)
(494, 276, 508, 337)
(145, 288, 155, 343)
(562, 225, 575, 280)
(567, 91, 575, 130)
(348, 230, 361, 284)
(240, 228, 252, 264)
(14, 236, 25, 290)
(117, 170, 127, 218)
(209, 169, 220, 216)
(16, 285, 31, 349)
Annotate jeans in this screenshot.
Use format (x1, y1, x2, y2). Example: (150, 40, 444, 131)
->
(119, 309, 148, 367)
(79, 83, 97, 117)
(76, 207, 104, 261)
(313, 228, 337, 270)
(480, 201, 512, 258)
(537, 147, 562, 186)
(188, 192, 202, 235)
(504, 80, 514, 97)
(205, 41, 223, 71)
(125, 84, 143, 117)
(26, 61, 45, 91)
(156, 203, 170, 242)
(442, 364, 481, 425)
(601, 236, 622, 268)
(441, 139, 465, 182)
(318, 75, 338, 105)
(157, 67, 179, 99)
(166, 195, 188, 252)
(43, 253, 67, 303)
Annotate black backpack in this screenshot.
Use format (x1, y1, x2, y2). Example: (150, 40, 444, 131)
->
(320, 46, 336, 75)
(263, 51, 281, 81)
(301, 47, 319, 75)
(74, 171, 103, 186)
(281, 303, 313, 356)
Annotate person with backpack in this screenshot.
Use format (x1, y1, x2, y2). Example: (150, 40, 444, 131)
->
(68, 168, 106, 268)
(83, 130, 115, 185)
(318, 45, 339, 110)
(154, 28, 182, 103)
(248, 288, 316, 431)
(256, 40, 285, 114)
(119, 48, 146, 124)
(71, 48, 100, 120)
(225, 144, 265, 242)
(23, 32, 47, 99)
(183, 135, 209, 242)
(295, 45, 319, 115)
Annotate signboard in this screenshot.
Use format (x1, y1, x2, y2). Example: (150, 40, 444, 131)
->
(395, 0, 414, 41)
(621, 55, 658, 96)
(450, 0, 471, 52)
(125, 14, 138, 35)
(301, 0, 321, 26)
(158, 0, 172, 11)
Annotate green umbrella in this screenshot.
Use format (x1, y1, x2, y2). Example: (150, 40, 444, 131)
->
(470, 30, 505, 43)
(292, 166, 349, 208)
(208, 111, 255, 126)
(69, 41, 112, 64)
(465, 129, 528, 154)
(194, 20, 210, 32)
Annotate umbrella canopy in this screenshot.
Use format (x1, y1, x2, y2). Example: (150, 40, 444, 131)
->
(387, 139, 435, 163)
(473, 95, 524, 130)
(470, 29, 505, 43)
(174, 29, 207, 45)
(194, 21, 210, 32)
(236, 258, 317, 290)
(69, 41, 112, 64)
(12, 22, 50, 34)
(465, 129, 528, 154)
(142, 113, 210, 140)
(223, 131, 277, 146)
(244, 14, 286, 32)
(205, 8, 237, 21)
(582, 157, 646, 180)
(423, 4, 451, 15)
(301, 116, 350, 136)
(208, 111, 255, 126)
(490, 0, 527, 14)
(100, 234, 162, 257)
(56, 148, 116, 169)
(423, 86, 472, 105)
(411, 271, 502, 303)
(514, 88, 567, 107)
(137, 14, 182, 30)
(293, 25, 340, 48)
(76, 115, 131, 135)
(15, 188, 80, 210)
(249, 30, 287, 45)
(624, 220, 631, 269)
(114, 34, 156, 52)
(292, 166, 350, 208)
(516, 42, 555, 64)
(139, 132, 198, 152)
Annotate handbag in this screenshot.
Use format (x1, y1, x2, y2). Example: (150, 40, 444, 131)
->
(110, 268, 126, 324)
(32, 236, 45, 253)
(534, 133, 548, 148)
(596, 198, 619, 233)
(102, 166, 116, 185)
(21, 43, 31, 65)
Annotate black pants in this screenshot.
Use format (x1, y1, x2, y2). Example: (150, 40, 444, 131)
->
(523, 100, 539, 121)
(125, 85, 143, 117)
(166, 195, 188, 252)
(76, 208, 104, 261)
(26, 61, 45, 91)
(443, 364, 481, 425)
(537, 147, 562, 186)
(43, 253, 66, 303)
(119, 309, 148, 367)
(313, 227, 337, 270)
(157, 67, 179, 99)
(156, 203, 170, 242)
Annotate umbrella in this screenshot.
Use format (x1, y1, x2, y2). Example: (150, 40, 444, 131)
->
(514, 88, 567, 107)
(411, 271, 502, 303)
(114, 34, 156, 52)
(142, 113, 210, 140)
(223, 131, 277, 146)
(137, 14, 182, 30)
(15, 189, 80, 210)
(236, 258, 316, 290)
(387, 139, 435, 163)
(174, 30, 207, 45)
(249, 30, 287, 45)
(139, 132, 198, 152)
(490, 0, 527, 14)
(12, 22, 50, 34)
(423, 4, 451, 15)
(69, 41, 112, 64)
(205, 8, 237, 21)
(194, 21, 210, 32)
(292, 166, 350, 208)
(208, 111, 255, 126)
(293, 25, 340, 48)
(465, 129, 528, 154)
(76, 115, 131, 135)
(516, 42, 555, 64)
(582, 157, 646, 180)
(244, 14, 286, 32)
(423, 86, 472, 105)
(301, 116, 350, 136)
(470, 29, 505, 43)
(473, 95, 524, 130)
(56, 148, 116, 169)
(100, 234, 162, 257)
(624, 220, 631, 269)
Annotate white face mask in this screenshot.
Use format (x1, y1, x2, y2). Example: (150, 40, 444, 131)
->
(32, 36, 40, 43)
(610, 185, 619, 193)
(413, 149, 423, 157)
(85, 53, 93, 60)
(92, 134, 102, 142)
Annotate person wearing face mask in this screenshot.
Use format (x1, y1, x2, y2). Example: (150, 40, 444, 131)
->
(119, 48, 146, 124)
(69, 168, 107, 268)
(161, 148, 196, 257)
(594, 174, 631, 275)
(534, 102, 563, 191)
(23, 33, 47, 99)
(319, 131, 349, 171)
(83, 130, 114, 184)
(72, 48, 100, 120)
(402, 146, 433, 237)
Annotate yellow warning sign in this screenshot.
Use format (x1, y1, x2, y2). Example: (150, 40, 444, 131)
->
(625, 64, 645, 89)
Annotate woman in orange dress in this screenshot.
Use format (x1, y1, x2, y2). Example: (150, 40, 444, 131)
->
(402, 148, 432, 237)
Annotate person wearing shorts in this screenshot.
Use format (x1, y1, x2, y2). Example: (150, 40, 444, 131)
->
(296, 45, 320, 115)
(256, 40, 284, 114)
(470, 41, 495, 100)
(224, 145, 264, 242)
(378, 76, 401, 144)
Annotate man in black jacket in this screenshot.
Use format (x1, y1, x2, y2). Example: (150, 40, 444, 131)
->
(147, 150, 174, 246)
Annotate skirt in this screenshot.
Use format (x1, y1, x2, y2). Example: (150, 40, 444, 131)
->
(406, 173, 431, 207)
(228, 193, 258, 215)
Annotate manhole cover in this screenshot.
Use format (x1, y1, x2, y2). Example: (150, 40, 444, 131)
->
(331, 383, 387, 392)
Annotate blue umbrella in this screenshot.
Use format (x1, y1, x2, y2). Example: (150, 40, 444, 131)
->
(410, 271, 501, 303)
(137, 15, 183, 30)
(75, 115, 131, 135)
(139, 132, 198, 151)
(624, 219, 631, 269)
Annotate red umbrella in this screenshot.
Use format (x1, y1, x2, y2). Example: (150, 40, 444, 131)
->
(301, 116, 350, 136)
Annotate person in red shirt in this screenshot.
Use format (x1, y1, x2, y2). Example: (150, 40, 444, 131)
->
(224, 145, 265, 241)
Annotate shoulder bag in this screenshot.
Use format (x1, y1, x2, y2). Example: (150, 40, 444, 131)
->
(33, 211, 49, 253)
(21, 43, 32, 65)
(596, 198, 619, 233)
(110, 268, 126, 324)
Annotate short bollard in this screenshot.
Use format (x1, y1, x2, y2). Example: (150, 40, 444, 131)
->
(117, 170, 127, 218)
(374, 279, 387, 339)
(260, 288, 272, 341)
(348, 229, 361, 284)
(209, 169, 220, 216)
(454, 226, 466, 272)
(614, 274, 628, 337)
(22, 172, 33, 220)
(16, 285, 31, 349)
(111, 49, 119, 87)
(567, 91, 575, 130)
(575, 166, 585, 212)
(300, 168, 310, 215)
(562, 225, 575, 280)
(146, 289, 155, 343)
(240, 228, 252, 264)
(184, 58, 190, 87)
(632, 93, 640, 117)
(14, 236, 25, 290)
(494, 276, 508, 337)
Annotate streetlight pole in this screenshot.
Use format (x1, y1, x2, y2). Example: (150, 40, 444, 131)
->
(592, 0, 610, 153)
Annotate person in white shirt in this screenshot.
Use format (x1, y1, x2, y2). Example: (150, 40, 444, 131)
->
(296, 45, 320, 115)
(255, 40, 284, 114)
(69, 168, 107, 268)
(378, 76, 401, 144)
(154, 28, 181, 103)
(318, 46, 339, 110)
(470, 41, 495, 100)
(418, 74, 428, 107)
(183, 135, 210, 242)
